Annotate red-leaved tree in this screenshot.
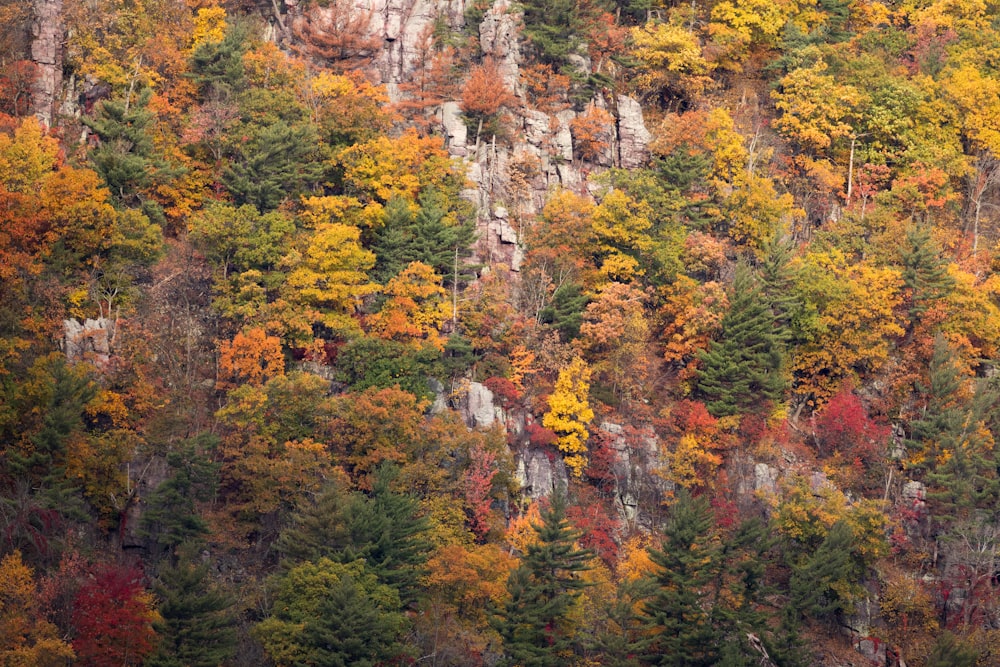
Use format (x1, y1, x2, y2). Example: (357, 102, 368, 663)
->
(812, 384, 890, 463)
(71, 563, 157, 667)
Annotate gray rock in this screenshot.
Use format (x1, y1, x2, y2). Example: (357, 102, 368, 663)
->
(754, 462, 780, 495)
(441, 101, 468, 155)
(515, 448, 569, 499)
(616, 95, 651, 169)
(64, 317, 113, 365)
(464, 381, 501, 428)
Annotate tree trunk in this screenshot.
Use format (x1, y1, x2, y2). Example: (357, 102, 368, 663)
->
(30, 0, 62, 127)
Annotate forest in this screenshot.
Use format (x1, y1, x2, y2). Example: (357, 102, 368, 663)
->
(2, 0, 1000, 664)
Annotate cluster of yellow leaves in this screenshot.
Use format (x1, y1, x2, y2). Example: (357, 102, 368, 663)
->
(0, 552, 75, 665)
(772, 61, 862, 153)
(283, 222, 379, 335)
(629, 21, 714, 101)
(542, 357, 595, 476)
(793, 250, 905, 402)
(591, 190, 654, 283)
(189, 5, 226, 50)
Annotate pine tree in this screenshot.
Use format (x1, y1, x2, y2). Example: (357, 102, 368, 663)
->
(696, 259, 785, 417)
(901, 225, 954, 320)
(641, 489, 721, 667)
(912, 337, 1000, 523)
(371, 192, 477, 285)
(789, 520, 856, 622)
(926, 631, 978, 667)
(140, 435, 218, 555)
(276, 466, 432, 608)
(493, 490, 594, 667)
(222, 120, 324, 212)
(540, 282, 589, 341)
(147, 551, 237, 667)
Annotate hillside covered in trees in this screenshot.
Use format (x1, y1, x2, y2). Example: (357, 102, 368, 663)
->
(3, 0, 1000, 664)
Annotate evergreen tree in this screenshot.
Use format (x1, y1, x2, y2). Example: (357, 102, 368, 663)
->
(371, 192, 477, 285)
(276, 467, 432, 608)
(696, 260, 785, 417)
(641, 489, 721, 667)
(189, 20, 250, 98)
(759, 236, 802, 345)
(222, 120, 324, 212)
(84, 88, 180, 217)
(540, 282, 589, 341)
(140, 435, 219, 556)
(912, 337, 1000, 523)
(147, 550, 237, 667)
(789, 521, 856, 623)
(493, 490, 594, 667)
(925, 631, 978, 667)
(901, 225, 954, 320)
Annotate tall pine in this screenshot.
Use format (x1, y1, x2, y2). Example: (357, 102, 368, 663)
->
(697, 259, 785, 417)
(641, 489, 721, 667)
(493, 490, 594, 667)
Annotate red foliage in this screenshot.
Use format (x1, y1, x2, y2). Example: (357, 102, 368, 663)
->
(812, 384, 890, 462)
(71, 563, 157, 667)
(567, 487, 620, 567)
(464, 445, 498, 541)
(710, 494, 739, 530)
(484, 376, 521, 409)
(526, 421, 558, 447)
(0, 60, 36, 118)
(584, 427, 618, 491)
(664, 400, 718, 438)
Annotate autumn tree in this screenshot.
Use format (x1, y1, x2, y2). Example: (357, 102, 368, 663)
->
(460, 58, 516, 145)
(0, 551, 75, 665)
(543, 357, 595, 476)
(577, 281, 651, 401)
(71, 563, 158, 667)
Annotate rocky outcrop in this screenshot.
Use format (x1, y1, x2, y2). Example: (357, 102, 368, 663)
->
(515, 448, 569, 499)
(30, 0, 63, 127)
(63, 317, 114, 365)
(616, 95, 651, 169)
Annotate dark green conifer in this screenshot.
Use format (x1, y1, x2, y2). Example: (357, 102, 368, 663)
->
(539, 282, 589, 341)
(789, 520, 855, 622)
(696, 259, 785, 417)
(641, 489, 720, 667)
(901, 225, 955, 319)
(926, 631, 979, 667)
(493, 490, 594, 667)
(147, 550, 237, 667)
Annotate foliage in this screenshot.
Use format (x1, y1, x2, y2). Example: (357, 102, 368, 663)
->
(71, 562, 158, 667)
(543, 357, 595, 476)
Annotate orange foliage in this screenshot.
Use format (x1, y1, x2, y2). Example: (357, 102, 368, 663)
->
(570, 104, 614, 163)
(217, 327, 285, 389)
(460, 58, 517, 120)
(367, 262, 452, 350)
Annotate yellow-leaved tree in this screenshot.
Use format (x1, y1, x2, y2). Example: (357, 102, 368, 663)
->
(543, 357, 595, 476)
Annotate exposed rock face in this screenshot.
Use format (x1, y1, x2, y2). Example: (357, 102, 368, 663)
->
(597, 421, 671, 528)
(616, 95, 651, 169)
(64, 318, 114, 365)
(461, 381, 504, 428)
(515, 448, 569, 499)
(30, 0, 63, 127)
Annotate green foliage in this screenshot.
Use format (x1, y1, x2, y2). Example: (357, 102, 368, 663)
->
(85, 88, 181, 211)
(925, 631, 979, 667)
(254, 558, 409, 667)
(140, 435, 219, 554)
(696, 260, 785, 416)
(189, 19, 251, 97)
(333, 336, 441, 400)
(789, 521, 856, 622)
(642, 489, 720, 666)
(222, 120, 324, 212)
(370, 193, 478, 285)
(539, 282, 589, 341)
(901, 225, 955, 318)
(492, 490, 594, 666)
(147, 550, 237, 667)
(277, 467, 432, 607)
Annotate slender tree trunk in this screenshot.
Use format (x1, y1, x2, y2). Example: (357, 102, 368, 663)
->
(30, 0, 62, 127)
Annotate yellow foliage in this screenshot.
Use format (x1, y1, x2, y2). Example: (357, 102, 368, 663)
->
(616, 534, 657, 581)
(543, 357, 595, 477)
(629, 21, 713, 100)
(772, 60, 862, 153)
(664, 433, 724, 489)
(506, 501, 543, 554)
(367, 262, 452, 350)
(0, 552, 76, 665)
(0, 118, 60, 193)
(722, 173, 799, 255)
(190, 6, 226, 50)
